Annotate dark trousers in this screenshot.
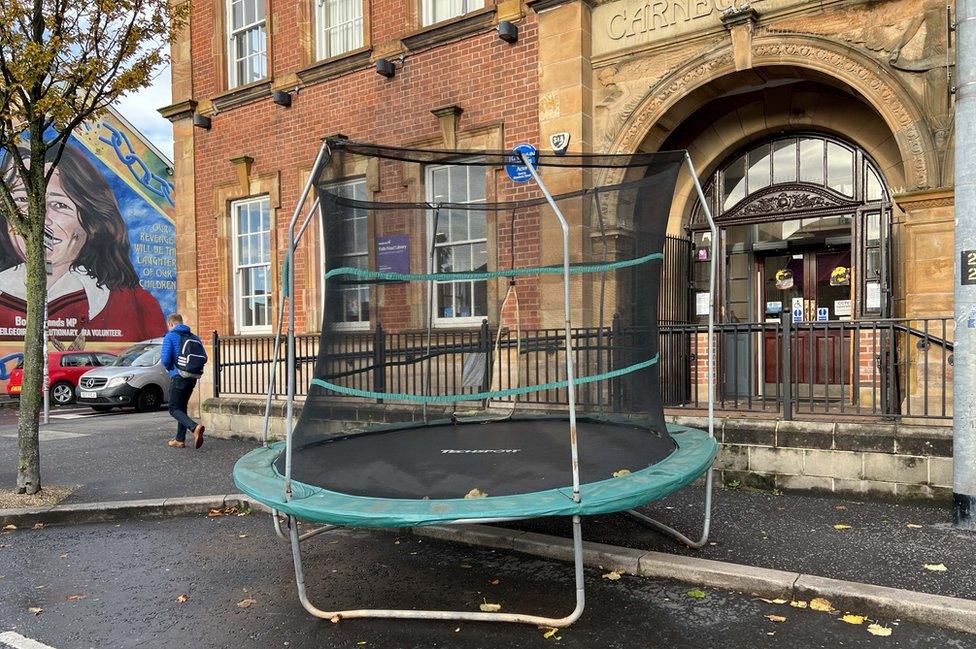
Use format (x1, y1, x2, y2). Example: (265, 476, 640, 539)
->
(169, 375, 198, 442)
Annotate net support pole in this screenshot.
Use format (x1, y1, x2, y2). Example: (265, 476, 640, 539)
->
(283, 140, 332, 502)
(520, 153, 581, 503)
(625, 154, 717, 549)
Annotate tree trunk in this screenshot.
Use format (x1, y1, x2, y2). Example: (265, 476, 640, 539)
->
(15, 173, 48, 495)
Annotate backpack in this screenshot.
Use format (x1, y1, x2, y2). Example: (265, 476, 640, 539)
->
(175, 331, 208, 379)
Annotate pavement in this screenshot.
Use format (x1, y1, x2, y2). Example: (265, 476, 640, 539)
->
(1, 407, 975, 645)
(2, 514, 975, 649)
(0, 406, 252, 503)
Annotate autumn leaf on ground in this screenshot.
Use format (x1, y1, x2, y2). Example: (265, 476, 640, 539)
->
(759, 598, 788, 605)
(686, 588, 706, 599)
(207, 509, 223, 518)
(480, 600, 502, 612)
(176, 594, 188, 603)
(66, 594, 87, 602)
(765, 615, 786, 623)
(238, 534, 249, 539)
(32, 523, 44, 530)
(790, 600, 808, 608)
(490, 579, 500, 586)
(841, 614, 866, 625)
(465, 488, 487, 499)
(542, 628, 558, 639)
(833, 524, 852, 530)
(3, 524, 16, 531)
(867, 623, 892, 636)
(330, 615, 341, 624)
(906, 523, 923, 529)
(602, 570, 621, 581)
(237, 598, 257, 608)
(612, 469, 631, 478)
(809, 597, 834, 612)
(27, 607, 42, 615)
(59, 554, 68, 560)
(923, 563, 948, 572)
(835, 505, 846, 511)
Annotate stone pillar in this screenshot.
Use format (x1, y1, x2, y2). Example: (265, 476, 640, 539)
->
(530, 0, 594, 327)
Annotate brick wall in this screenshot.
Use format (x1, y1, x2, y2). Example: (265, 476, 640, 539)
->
(189, 3, 541, 336)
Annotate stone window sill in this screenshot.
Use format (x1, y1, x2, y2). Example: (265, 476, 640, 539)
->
(211, 79, 273, 113)
(296, 47, 373, 85)
(402, 7, 497, 52)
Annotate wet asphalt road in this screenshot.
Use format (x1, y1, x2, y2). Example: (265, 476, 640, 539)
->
(1, 514, 973, 649)
(0, 406, 254, 503)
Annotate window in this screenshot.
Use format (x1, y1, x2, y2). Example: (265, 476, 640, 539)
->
(94, 353, 117, 366)
(428, 165, 487, 325)
(60, 354, 90, 368)
(227, 0, 267, 88)
(323, 179, 370, 327)
(316, 0, 363, 59)
(421, 0, 484, 26)
(232, 197, 273, 333)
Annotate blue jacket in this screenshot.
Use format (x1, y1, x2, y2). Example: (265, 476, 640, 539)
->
(161, 324, 192, 378)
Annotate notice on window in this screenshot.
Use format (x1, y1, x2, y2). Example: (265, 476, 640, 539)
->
(765, 301, 783, 315)
(695, 292, 711, 316)
(834, 299, 852, 317)
(866, 282, 882, 311)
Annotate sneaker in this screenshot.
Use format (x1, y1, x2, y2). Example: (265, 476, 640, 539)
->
(193, 425, 205, 449)
(167, 439, 186, 448)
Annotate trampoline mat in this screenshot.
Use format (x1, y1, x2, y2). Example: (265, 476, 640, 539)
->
(276, 417, 676, 500)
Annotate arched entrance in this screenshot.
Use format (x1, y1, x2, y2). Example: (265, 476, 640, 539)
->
(687, 132, 892, 400)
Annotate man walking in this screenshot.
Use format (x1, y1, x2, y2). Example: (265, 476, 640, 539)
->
(161, 313, 206, 449)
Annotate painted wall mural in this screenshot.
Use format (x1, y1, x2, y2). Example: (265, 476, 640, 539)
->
(0, 110, 176, 382)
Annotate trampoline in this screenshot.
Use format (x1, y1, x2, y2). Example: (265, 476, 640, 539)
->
(234, 137, 719, 627)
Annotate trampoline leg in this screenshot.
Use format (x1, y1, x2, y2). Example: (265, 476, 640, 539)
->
(625, 468, 714, 549)
(285, 515, 586, 627)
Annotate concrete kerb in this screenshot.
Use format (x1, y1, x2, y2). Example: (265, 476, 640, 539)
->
(0, 494, 253, 528)
(411, 524, 976, 635)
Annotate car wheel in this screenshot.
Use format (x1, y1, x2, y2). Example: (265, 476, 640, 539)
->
(91, 405, 114, 413)
(136, 386, 163, 412)
(50, 381, 75, 405)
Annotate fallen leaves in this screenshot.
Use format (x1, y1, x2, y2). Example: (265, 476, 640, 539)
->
(601, 570, 621, 581)
(479, 600, 502, 613)
(237, 598, 257, 609)
(686, 588, 706, 600)
(867, 623, 892, 637)
(789, 600, 808, 609)
(66, 594, 87, 602)
(208, 506, 250, 518)
(923, 563, 948, 572)
(611, 469, 631, 478)
(490, 579, 500, 586)
(758, 598, 788, 605)
(906, 523, 923, 529)
(833, 524, 852, 530)
(840, 614, 865, 625)
(809, 597, 834, 612)
(176, 594, 188, 603)
(764, 615, 787, 623)
(27, 606, 42, 615)
(3, 524, 16, 531)
(330, 615, 341, 624)
(32, 523, 44, 530)
(542, 628, 558, 639)
(464, 489, 487, 499)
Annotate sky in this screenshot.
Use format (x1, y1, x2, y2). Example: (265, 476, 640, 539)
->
(114, 65, 174, 161)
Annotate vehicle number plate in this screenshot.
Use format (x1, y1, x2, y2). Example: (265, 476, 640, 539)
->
(80, 391, 96, 399)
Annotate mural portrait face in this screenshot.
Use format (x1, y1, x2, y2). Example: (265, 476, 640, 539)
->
(0, 140, 168, 343)
(7, 163, 89, 278)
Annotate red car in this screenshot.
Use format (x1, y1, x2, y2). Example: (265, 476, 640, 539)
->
(7, 351, 118, 405)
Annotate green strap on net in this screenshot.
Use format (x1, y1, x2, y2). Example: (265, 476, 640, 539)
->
(323, 251, 663, 283)
(311, 354, 659, 403)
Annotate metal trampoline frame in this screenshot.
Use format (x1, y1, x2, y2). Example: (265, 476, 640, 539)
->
(254, 139, 718, 626)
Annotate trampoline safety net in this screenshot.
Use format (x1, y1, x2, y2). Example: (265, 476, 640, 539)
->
(288, 139, 686, 471)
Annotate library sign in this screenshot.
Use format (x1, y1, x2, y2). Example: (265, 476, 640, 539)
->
(593, 0, 803, 57)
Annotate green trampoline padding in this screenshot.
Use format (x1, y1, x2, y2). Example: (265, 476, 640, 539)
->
(233, 422, 717, 528)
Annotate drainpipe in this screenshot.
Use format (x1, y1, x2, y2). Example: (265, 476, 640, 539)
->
(953, 0, 976, 530)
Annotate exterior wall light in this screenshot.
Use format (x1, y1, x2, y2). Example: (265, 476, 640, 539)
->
(498, 21, 518, 43)
(375, 59, 396, 78)
(272, 90, 293, 108)
(192, 114, 212, 130)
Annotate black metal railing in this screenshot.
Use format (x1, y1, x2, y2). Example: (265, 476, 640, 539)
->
(213, 315, 953, 421)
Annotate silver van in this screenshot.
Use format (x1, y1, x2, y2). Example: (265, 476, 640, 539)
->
(76, 339, 170, 412)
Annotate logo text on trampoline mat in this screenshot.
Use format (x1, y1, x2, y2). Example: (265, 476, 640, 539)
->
(441, 449, 522, 454)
